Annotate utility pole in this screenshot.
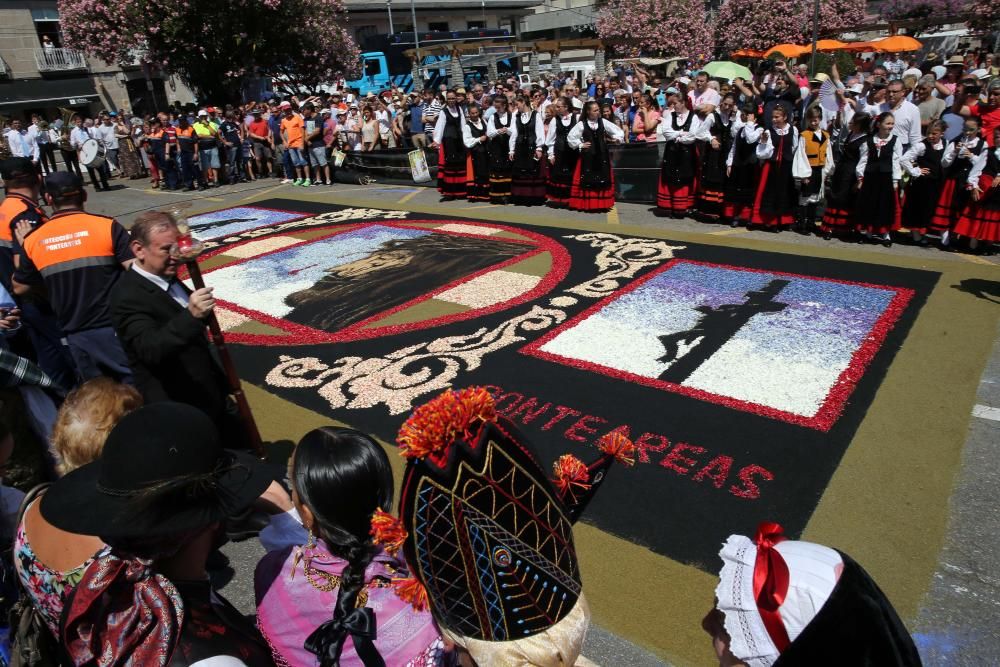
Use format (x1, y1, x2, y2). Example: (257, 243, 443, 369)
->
(410, 0, 421, 89)
(809, 0, 820, 77)
(387, 0, 394, 34)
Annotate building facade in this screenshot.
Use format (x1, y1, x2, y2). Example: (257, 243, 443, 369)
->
(0, 0, 195, 123)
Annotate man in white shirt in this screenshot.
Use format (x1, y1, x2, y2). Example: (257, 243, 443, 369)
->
(69, 115, 110, 190)
(4, 120, 38, 163)
(93, 113, 119, 174)
(864, 79, 922, 151)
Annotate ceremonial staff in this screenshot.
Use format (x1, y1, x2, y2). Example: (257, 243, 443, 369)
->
(167, 205, 265, 458)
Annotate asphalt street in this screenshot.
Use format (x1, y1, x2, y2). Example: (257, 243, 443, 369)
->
(84, 174, 999, 666)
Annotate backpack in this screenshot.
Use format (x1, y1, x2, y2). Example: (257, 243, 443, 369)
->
(6, 483, 65, 667)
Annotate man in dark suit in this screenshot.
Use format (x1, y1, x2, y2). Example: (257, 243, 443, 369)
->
(109, 211, 239, 445)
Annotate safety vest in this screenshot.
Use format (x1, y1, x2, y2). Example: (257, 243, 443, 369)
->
(21, 210, 117, 277)
(176, 127, 196, 152)
(802, 130, 829, 168)
(0, 194, 45, 247)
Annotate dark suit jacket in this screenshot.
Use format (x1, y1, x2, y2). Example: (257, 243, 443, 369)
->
(109, 268, 229, 421)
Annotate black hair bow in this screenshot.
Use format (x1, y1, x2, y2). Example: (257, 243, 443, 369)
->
(304, 607, 385, 667)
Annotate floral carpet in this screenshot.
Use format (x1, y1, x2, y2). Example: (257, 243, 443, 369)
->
(193, 199, 938, 569)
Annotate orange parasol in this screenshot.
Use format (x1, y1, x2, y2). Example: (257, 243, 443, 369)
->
(839, 41, 881, 53)
(814, 39, 850, 52)
(731, 48, 765, 58)
(765, 44, 808, 58)
(871, 35, 923, 52)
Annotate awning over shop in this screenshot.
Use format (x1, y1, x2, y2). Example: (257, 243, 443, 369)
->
(0, 76, 99, 109)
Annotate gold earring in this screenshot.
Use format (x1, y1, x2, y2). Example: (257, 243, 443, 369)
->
(306, 528, 317, 549)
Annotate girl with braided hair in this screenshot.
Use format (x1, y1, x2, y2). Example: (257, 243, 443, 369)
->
(255, 427, 445, 667)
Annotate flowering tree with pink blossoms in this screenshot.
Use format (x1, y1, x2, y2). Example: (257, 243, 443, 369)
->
(57, 0, 361, 102)
(596, 0, 714, 60)
(714, 0, 865, 54)
(966, 0, 999, 34)
(879, 0, 966, 35)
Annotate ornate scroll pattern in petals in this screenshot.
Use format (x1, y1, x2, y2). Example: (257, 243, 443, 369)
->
(266, 306, 566, 415)
(563, 233, 685, 298)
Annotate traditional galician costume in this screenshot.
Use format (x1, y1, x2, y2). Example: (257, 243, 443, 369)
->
(794, 127, 834, 235)
(900, 136, 955, 245)
(930, 131, 987, 247)
(698, 110, 736, 220)
(855, 132, 904, 246)
(752, 124, 807, 230)
(821, 131, 867, 239)
(656, 107, 699, 217)
(545, 110, 579, 207)
(710, 522, 923, 666)
(381, 387, 635, 666)
(724, 117, 762, 226)
(462, 114, 491, 202)
(433, 104, 467, 200)
(566, 114, 624, 213)
(486, 109, 514, 204)
(509, 109, 547, 206)
(954, 142, 1000, 250)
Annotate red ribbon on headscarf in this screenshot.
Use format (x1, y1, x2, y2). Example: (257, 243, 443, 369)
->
(752, 521, 792, 653)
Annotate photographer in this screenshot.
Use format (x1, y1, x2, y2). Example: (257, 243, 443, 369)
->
(760, 68, 799, 130)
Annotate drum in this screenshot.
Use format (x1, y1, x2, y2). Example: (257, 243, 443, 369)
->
(80, 139, 106, 169)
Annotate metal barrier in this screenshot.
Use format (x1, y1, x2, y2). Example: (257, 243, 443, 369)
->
(342, 142, 663, 204)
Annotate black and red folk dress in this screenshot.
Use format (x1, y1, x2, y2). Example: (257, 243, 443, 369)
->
(821, 132, 867, 234)
(855, 134, 903, 236)
(567, 118, 624, 212)
(655, 110, 698, 215)
(510, 110, 547, 206)
(751, 126, 799, 228)
(435, 107, 467, 199)
(486, 112, 513, 204)
(463, 118, 491, 202)
(954, 146, 1000, 245)
(723, 121, 761, 223)
(546, 113, 578, 207)
(698, 111, 735, 219)
(900, 138, 953, 236)
(930, 135, 987, 235)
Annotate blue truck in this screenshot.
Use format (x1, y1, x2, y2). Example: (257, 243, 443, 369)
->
(345, 30, 516, 95)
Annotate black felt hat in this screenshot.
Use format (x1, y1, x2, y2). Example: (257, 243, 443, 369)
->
(41, 402, 273, 538)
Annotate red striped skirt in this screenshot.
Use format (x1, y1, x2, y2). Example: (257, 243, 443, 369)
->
(437, 145, 467, 197)
(656, 178, 695, 213)
(568, 161, 615, 212)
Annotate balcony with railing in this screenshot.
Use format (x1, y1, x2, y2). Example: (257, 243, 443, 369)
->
(34, 48, 88, 73)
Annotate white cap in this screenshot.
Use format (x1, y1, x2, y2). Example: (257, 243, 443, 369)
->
(971, 68, 990, 80)
(848, 83, 864, 95)
(902, 67, 923, 80)
(197, 109, 208, 116)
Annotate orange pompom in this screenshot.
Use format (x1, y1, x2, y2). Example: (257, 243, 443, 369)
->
(397, 387, 497, 461)
(370, 508, 407, 555)
(552, 454, 591, 498)
(392, 576, 430, 612)
(597, 432, 636, 467)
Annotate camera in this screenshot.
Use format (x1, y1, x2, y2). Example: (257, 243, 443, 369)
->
(757, 59, 774, 74)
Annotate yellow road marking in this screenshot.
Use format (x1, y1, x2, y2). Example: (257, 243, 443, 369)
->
(955, 252, 997, 266)
(709, 227, 750, 235)
(461, 204, 495, 210)
(239, 184, 285, 202)
(397, 189, 421, 204)
(607, 207, 620, 225)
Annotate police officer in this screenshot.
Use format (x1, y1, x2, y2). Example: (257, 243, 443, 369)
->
(0, 157, 76, 389)
(12, 172, 134, 382)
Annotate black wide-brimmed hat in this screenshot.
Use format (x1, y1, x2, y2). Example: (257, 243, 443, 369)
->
(41, 402, 273, 538)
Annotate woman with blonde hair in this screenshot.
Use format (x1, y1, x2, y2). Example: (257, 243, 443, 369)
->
(14, 378, 141, 637)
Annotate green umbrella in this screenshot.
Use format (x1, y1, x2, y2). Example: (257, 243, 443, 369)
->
(703, 61, 753, 82)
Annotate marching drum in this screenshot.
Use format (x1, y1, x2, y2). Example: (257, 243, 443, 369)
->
(80, 139, 106, 169)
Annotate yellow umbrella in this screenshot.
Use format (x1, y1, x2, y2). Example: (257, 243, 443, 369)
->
(872, 35, 923, 52)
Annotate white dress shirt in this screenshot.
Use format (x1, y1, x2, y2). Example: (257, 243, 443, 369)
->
(856, 135, 904, 181)
(4, 129, 37, 160)
(131, 263, 189, 308)
(566, 118, 625, 149)
(93, 122, 119, 150)
(69, 126, 93, 151)
(507, 110, 546, 155)
(863, 99, 922, 149)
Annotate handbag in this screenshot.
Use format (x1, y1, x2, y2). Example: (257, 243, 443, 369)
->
(6, 483, 65, 667)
